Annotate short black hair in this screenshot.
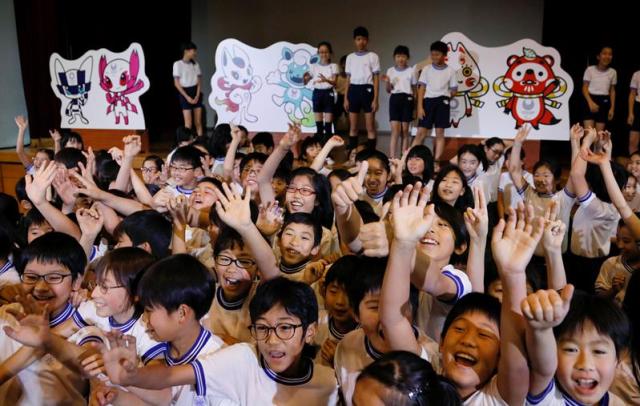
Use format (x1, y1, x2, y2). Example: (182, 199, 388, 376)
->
(239, 152, 268, 174)
(317, 41, 333, 54)
(585, 161, 627, 204)
(0, 217, 15, 260)
(405, 145, 434, 181)
(360, 149, 391, 174)
(457, 144, 488, 172)
(300, 136, 322, 161)
(434, 202, 469, 251)
(357, 351, 461, 405)
(393, 45, 410, 58)
(114, 210, 172, 258)
(485, 137, 505, 149)
(209, 124, 231, 158)
(181, 41, 197, 53)
(55, 147, 87, 169)
(213, 226, 245, 256)
(249, 277, 318, 328)
(251, 132, 274, 150)
(533, 159, 561, 180)
(138, 254, 214, 319)
(16, 232, 86, 280)
(328, 168, 352, 183)
(61, 131, 84, 149)
(430, 40, 448, 55)
(431, 164, 474, 212)
(197, 176, 222, 191)
(175, 126, 196, 147)
(281, 212, 322, 247)
(0, 193, 19, 226)
(171, 145, 203, 169)
(15, 177, 29, 204)
(353, 26, 369, 39)
(323, 255, 357, 290)
(441, 293, 501, 341)
(289, 167, 334, 229)
(347, 256, 386, 316)
(94, 247, 154, 309)
(554, 290, 629, 358)
(143, 155, 164, 171)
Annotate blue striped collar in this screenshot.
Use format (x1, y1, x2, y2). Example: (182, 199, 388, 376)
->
(259, 353, 314, 386)
(431, 63, 448, 70)
(394, 66, 409, 72)
(0, 260, 13, 276)
(367, 187, 388, 201)
(50, 302, 75, 328)
(165, 327, 212, 366)
(559, 381, 610, 406)
(355, 51, 369, 56)
(108, 310, 141, 333)
(176, 186, 194, 196)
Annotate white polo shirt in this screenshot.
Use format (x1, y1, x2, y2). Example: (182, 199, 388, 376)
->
(173, 60, 201, 88)
(345, 51, 380, 85)
(417, 64, 457, 98)
(309, 63, 339, 90)
(583, 65, 617, 96)
(386, 65, 417, 95)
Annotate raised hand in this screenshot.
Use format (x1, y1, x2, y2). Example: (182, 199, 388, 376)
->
(123, 135, 141, 159)
(167, 195, 190, 228)
(326, 135, 344, 148)
(279, 123, 301, 150)
(391, 182, 434, 245)
(491, 203, 544, 275)
(521, 285, 574, 330)
(541, 201, 565, 253)
(569, 123, 583, 143)
(49, 129, 62, 142)
(580, 148, 609, 166)
(331, 161, 368, 216)
(52, 170, 79, 207)
(80, 147, 96, 180)
(70, 171, 103, 201)
(214, 183, 253, 231)
(77, 207, 104, 237)
(15, 115, 28, 132)
(256, 200, 284, 237)
(464, 186, 488, 242)
(102, 332, 139, 386)
(514, 124, 531, 144)
(108, 147, 124, 166)
(25, 161, 57, 206)
(2, 293, 50, 348)
(360, 202, 391, 257)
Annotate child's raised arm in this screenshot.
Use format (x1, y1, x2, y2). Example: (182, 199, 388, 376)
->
(491, 204, 543, 405)
(214, 184, 280, 280)
(464, 186, 489, 292)
(222, 126, 243, 182)
(256, 123, 301, 204)
(331, 162, 367, 251)
(14, 116, 32, 169)
(380, 183, 433, 354)
(541, 201, 568, 290)
(311, 135, 344, 172)
(508, 125, 530, 192)
(111, 135, 141, 192)
(76, 207, 104, 260)
(521, 285, 574, 397)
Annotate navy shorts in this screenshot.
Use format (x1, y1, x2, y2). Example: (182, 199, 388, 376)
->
(418, 96, 451, 129)
(632, 101, 640, 132)
(178, 85, 203, 110)
(312, 88, 335, 113)
(347, 84, 374, 113)
(389, 93, 414, 122)
(583, 94, 610, 123)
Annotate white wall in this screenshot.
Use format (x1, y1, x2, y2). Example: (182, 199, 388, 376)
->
(0, 0, 29, 148)
(192, 0, 544, 130)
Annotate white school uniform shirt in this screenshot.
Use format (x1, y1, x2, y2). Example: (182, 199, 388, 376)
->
(191, 342, 338, 405)
(0, 260, 20, 288)
(483, 156, 506, 203)
(0, 302, 88, 406)
(73, 300, 165, 364)
(309, 63, 339, 90)
(313, 310, 356, 367)
(163, 184, 196, 199)
(631, 71, 640, 102)
(173, 59, 202, 88)
(526, 379, 625, 406)
(518, 185, 575, 256)
(595, 255, 635, 304)
(385, 65, 417, 95)
(204, 284, 256, 344)
(583, 65, 617, 96)
(334, 327, 439, 406)
(498, 171, 533, 210)
(570, 191, 620, 258)
(345, 51, 380, 85)
(415, 265, 472, 342)
(417, 64, 458, 98)
(461, 375, 508, 405)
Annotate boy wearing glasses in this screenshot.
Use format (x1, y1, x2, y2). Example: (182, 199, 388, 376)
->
(164, 145, 204, 198)
(0, 232, 88, 405)
(101, 277, 338, 405)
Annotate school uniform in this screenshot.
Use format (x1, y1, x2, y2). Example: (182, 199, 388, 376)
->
(273, 226, 341, 264)
(483, 156, 505, 204)
(204, 284, 257, 343)
(313, 310, 356, 367)
(386, 65, 416, 122)
(191, 342, 338, 405)
(360, 188, 387, 218)
(462, 375, 508, 405)
(583, 65, 617, 123)
(345, 51, 380, 113)
(0, 260, 20, 288)
(173, 59, 203, 110)
(498, 171, 533, 211)
(310, 63, 339, 113)
(569, 191, 620, 291)
(630, 71, 640, 131)
(0, 302, 88, 406)
(526, 379, 625, 406)
(417, 64, 457, 129)
(72, 300, 165, 364)
(334, 327, 439, 406)
(595, 255, 635, 305)
(163, 184, 196, 199)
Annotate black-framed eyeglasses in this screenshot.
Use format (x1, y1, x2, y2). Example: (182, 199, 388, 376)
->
(215, 255, 256, 269)
(170, 165, 194, 173)
(140, 167, 158, 174)
(21, 273, 72, 285)
(285, 186, 316, 196)
(248, 323, 303, 341)
(95, 283, 126, 294)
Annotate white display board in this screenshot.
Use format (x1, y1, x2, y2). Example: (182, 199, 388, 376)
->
(440, 32, 573, 140)
(210, 39, 319, 132)
(49, 42, 150, 130)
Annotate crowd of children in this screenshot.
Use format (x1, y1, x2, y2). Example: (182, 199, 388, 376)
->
(1, 25, 640, 406)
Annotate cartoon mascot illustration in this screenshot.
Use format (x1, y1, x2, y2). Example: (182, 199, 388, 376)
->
(214, 46, 262, 124)
(493, 48, 567, 129)
(98, 50, 145, 125)
(53, 56, 93, 125)
(446, 42, 489, 127)
(266, 47, 318, 127)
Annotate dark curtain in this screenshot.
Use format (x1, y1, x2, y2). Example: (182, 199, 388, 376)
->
(14, 0, 192, 143)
